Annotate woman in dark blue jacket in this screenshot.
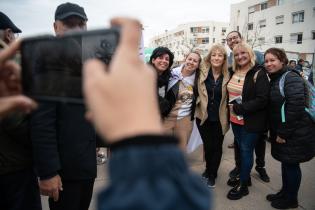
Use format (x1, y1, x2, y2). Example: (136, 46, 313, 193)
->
(264, 48, 315, 209)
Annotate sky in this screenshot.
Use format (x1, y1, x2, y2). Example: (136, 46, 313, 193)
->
(1, 0, 244, 46)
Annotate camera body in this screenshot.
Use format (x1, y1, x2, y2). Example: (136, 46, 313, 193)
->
(21, 28, 120, 103)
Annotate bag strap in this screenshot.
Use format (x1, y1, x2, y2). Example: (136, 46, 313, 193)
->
(279, 71, 290, 98)
(253, 68, 270, 83)
(253, 70, 260, 83)
(279, 71, 290, 123)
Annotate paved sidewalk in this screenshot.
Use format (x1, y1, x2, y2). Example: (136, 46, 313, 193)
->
(42, 129, 315, 210)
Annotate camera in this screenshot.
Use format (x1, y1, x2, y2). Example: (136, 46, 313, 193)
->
(21, 28, 120, 103)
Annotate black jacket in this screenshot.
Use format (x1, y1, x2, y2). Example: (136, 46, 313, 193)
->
(31, 102, 97, 180)
(232, 64, 270, 132)
(269, 68, 315, 163)
(0, 113, 33, 175)
(157, 71, 172, 117)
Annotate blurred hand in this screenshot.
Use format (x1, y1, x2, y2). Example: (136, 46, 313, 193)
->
(0, 40, 37, 117)
(39, 175, 63, 202)
(276, 136, 286, 144)
(83, 18, 163, 143)
(0, 40, 22, 96)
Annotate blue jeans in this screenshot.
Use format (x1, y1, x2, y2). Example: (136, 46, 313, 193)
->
(231, 123, 259, 182)
(281, 162, 301, 200)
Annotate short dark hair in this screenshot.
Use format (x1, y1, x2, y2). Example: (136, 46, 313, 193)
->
(264, 48, 288, 65)
(298, 58, 304, 64)
(149, 47, 174, 69)
(226, 31, 242, 39)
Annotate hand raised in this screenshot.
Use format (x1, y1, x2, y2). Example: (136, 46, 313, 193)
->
(83, 18, 162, 143)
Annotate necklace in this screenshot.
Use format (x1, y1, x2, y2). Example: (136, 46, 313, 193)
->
(235, 72, 245, 83)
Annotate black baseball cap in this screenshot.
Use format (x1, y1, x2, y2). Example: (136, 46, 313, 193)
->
(55, 2, 88, 21)
(0, 12, 22, 33)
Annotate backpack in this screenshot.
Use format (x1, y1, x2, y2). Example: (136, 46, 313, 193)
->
(279, 71, 315, 123)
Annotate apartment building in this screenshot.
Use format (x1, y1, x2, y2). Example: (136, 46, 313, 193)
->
(230, 0, 315, 62)
(149, 21, 229, 62)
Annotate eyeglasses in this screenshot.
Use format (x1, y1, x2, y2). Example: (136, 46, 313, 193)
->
(227, 36, 240, 43)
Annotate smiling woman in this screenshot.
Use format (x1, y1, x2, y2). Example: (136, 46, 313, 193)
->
(195, 44, 230, 188)
(226, 42, 270, 200)
(264, 48, 315, 209)
(163, 51, 201, 150)
(149, 46, 174, 117)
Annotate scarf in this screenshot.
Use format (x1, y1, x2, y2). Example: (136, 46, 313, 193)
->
(168, 65, 196, 91)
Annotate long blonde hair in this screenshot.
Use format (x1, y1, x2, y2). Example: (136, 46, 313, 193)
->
(204, 44, 228, 78)
(232, 42, 256, 72)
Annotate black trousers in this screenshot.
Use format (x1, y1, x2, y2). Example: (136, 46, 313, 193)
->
(234, 132, 266, 168)
(0, 167, 42, 210)
(196, 118, 224, 178)
(48, 179, 94, 210)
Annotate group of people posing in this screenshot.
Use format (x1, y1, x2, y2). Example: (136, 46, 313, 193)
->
(1, 3, 315, 209)
(149, 30, 315, 209)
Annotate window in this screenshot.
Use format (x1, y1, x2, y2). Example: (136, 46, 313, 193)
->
(237, 26, 239, 31)
(222, 27, 227, 33)
(259, 19, 266, 28)
(213, 27, 216, 32)
(313, 7, 315, 17)
(190, 27, 198, 33)
(248, 6, 255, 13)
(202, 27, 209, 33)
(277, 0, 284, 5)
(312, 31, 315, 40)
(290, 33, 303, 44)
(258, 37, 265, 44)
(296, 34, 303, 44)
(221, 39, 226, 44)
(202, 37, 209, 44)
(248, 23, 253, 30)
(292, 11, 304, 23)
(275, 36, 283, 43)
(213, 38, 215, 43)
(261, 2, 268, 10)
(276, 15, 284, 25)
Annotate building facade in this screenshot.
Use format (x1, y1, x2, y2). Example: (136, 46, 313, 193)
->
(230, 0, 315, 62)
(149, 21, 229, 63)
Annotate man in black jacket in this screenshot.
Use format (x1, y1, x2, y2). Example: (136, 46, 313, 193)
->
(30, 3, 97, 210)
(0, 12, 42, 210)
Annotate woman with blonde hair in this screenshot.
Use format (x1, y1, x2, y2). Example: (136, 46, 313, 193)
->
(226, 42, 269, 200)
(195, 44, 230, 187)
(163, 51, 201, 150)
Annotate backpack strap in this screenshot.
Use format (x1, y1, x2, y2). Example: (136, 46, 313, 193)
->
(279, 71, 290, 98)
(253, 67, 270, 83)
(253, 70, 260, 83)
(279, 71, 290, 123)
